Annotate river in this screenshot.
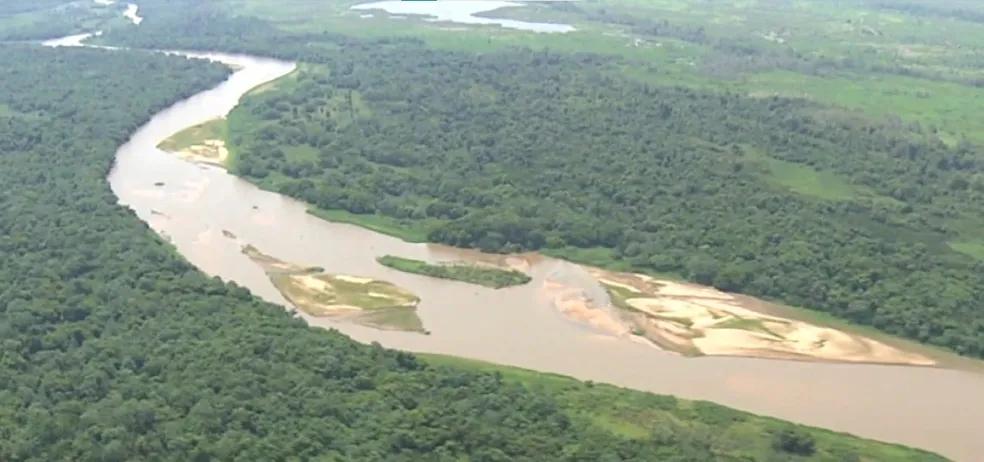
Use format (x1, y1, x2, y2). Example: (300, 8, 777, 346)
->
(42, 8, 984, 462)
(350, 1, 576, 34)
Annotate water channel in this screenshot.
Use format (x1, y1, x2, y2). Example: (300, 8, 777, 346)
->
(350, 1, 576, 34)
(40, 4, 984, 461)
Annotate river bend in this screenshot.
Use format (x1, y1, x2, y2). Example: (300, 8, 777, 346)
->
(41, 18, 984, 462)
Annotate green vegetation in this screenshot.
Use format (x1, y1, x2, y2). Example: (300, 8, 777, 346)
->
(223, 49, 984, 358)
(306, 207, 433, 243)
(603, 283, 640, 312)
(242, 245, 426, 332)
(157, 117, 227, 152)
(761, 158, 865, 202)
(0, 35, 944, 462)
(421, 354, 946, 461)
(377, 255, 532, 289)
(107, 0, 984, 142)
(0, 0, 120, 40)
(96, 0, 984, 359)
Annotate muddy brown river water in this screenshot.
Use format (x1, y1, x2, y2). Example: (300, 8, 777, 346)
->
(44, 33, 984, 461)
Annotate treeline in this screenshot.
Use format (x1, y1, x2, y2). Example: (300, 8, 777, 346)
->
(0, 39, 945, 461)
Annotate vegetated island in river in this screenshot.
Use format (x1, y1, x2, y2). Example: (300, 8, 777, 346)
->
(241, 244, 427, 334)
(376, 254, 532, 289)
(157, 117, 230, 166)
(546, 266, 938, 366)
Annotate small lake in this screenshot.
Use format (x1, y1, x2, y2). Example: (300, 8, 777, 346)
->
(350, 0, 575, 33)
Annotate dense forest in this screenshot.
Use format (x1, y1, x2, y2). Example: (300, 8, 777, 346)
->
(0, 0, 118, 41)
(0, 32, 947, 461)
(96, 1, 984, 359)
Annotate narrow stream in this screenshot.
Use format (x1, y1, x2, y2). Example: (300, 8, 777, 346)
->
(38, 7, 984, 461)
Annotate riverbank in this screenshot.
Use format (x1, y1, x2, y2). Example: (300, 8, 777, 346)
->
(420, 353, 948, 460)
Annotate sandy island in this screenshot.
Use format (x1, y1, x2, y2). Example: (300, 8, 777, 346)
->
(170, 138, 229, 166)
(157, 118, 230, 167)
(241, 244, 426, 333)
(544, 266, 936, 366)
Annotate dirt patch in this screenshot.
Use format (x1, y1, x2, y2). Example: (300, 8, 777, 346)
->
(575, 267, 936, 366)
(241, 244, 426, 333)
(169, 139, 229, 166)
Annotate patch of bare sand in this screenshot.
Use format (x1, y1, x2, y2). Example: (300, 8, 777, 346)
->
(581, 267, 936, 366)
(283, 275, 362, 316)
(596, 278, 642, 295)
(542, 280, 633, 338)
(503, 256, 533, 274)
(335, 274, 373, 284)
(427, 246, 536, 276)
(171, 139, 229, 166)
(296, 274, 331, 292)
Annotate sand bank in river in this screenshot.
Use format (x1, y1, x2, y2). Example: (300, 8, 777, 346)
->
(545, 266, 936, 366)
(241, 244, 426, 333)
(169, 139, 228, 166)
(157, 118, 229, 167)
